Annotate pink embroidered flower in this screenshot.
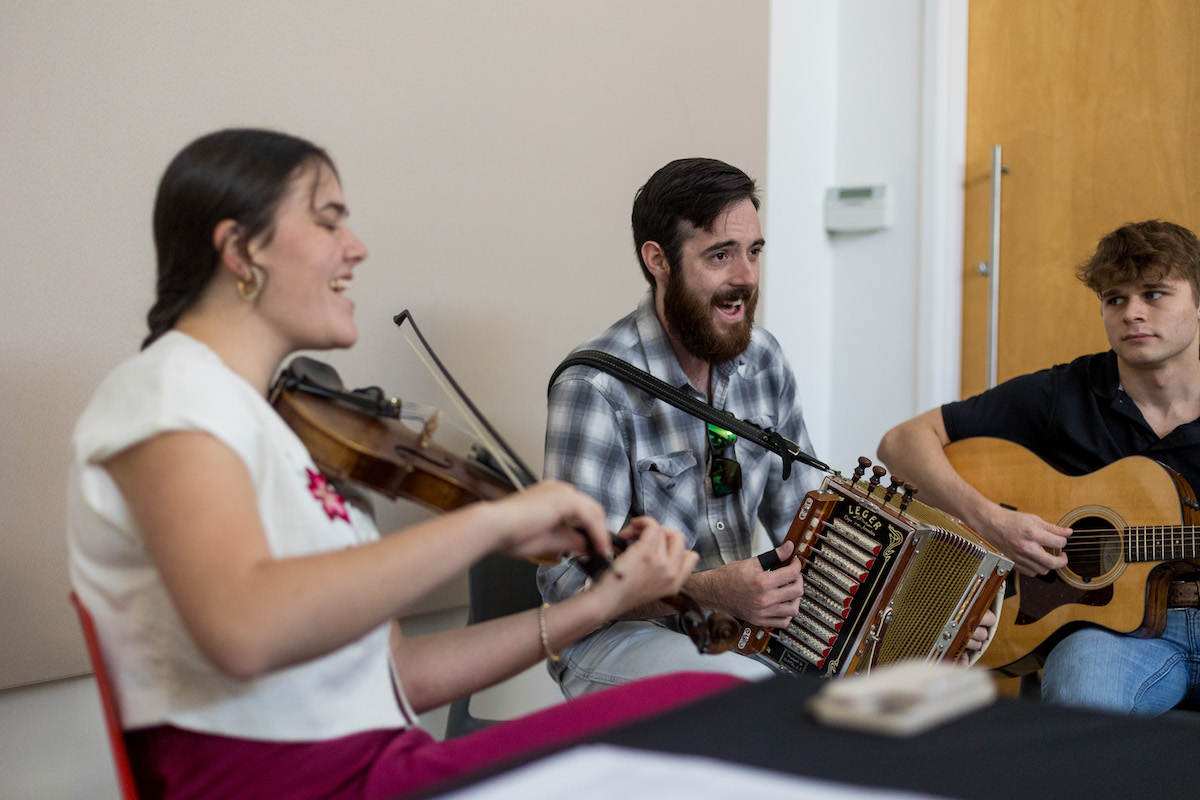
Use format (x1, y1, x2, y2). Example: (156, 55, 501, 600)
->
(307, 468, 349, 522)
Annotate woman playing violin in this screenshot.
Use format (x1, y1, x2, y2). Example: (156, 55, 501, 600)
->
(67, 128, 739, 799)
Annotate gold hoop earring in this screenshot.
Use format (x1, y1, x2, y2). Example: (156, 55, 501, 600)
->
(236, 264, 264, 302)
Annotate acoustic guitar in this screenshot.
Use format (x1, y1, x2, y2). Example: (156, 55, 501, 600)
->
(943, 437, 1200, 676)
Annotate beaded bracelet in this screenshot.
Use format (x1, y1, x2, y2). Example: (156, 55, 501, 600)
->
(538, 602, 561, 662)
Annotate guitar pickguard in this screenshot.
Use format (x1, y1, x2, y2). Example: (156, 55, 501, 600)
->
(1014, 574, 1114, 624)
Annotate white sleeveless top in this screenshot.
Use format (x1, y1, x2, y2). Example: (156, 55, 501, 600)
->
(67, 331, 413, 740)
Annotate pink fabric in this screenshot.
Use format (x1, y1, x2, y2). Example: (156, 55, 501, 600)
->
(126, 671, 743, 799)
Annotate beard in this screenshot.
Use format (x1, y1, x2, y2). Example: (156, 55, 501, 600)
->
(661, 271, 758, 364)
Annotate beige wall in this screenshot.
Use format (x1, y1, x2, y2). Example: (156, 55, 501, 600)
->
(0, 1, 769, 689)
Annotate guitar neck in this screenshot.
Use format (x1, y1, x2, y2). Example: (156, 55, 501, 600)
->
(1125, 525, 1200, 563)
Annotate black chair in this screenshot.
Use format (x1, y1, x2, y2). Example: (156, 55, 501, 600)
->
(443, 554, 546, 738)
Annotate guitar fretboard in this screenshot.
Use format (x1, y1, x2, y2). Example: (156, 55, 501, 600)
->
(1125, 525, 1200, 563)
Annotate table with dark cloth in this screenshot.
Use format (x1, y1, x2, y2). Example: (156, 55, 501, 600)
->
(423, 672, 1200, 799)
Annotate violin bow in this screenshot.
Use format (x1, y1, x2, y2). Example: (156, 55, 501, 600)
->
(393, 310, 740, 653)
(392, 310, 538, 489)
(393, 310, 623, 575)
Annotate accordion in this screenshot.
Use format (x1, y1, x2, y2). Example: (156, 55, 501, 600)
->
(734, 462, 1013, 676)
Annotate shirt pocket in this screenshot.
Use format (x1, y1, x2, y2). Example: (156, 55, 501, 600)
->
(735, 414, 781, 506)
(634, 450, 699, 527)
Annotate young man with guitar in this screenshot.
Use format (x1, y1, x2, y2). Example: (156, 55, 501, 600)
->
(878, 220, 1200, 714)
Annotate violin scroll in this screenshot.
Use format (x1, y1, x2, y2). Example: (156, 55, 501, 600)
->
(672, 598, 740, 655)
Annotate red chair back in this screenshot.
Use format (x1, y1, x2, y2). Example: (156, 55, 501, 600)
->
(70, 591, 141, 800)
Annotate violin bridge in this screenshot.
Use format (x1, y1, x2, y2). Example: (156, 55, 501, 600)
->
(417, 409, 441, 449)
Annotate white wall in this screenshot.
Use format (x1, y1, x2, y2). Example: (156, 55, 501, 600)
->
(763, 2, 839, 461)
(766, 0, 962, 473)
(831, 0, 929, 466)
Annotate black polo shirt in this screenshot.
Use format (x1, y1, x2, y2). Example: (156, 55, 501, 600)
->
(942, 351, 1200, 497)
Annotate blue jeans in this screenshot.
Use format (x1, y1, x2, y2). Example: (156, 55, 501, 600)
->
(1041, 609, 1200, 714)
(553, 620, 778, 698)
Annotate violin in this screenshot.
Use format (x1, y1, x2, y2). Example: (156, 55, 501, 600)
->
(268, 355, 740, 655)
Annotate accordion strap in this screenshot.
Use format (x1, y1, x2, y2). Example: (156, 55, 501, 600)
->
(548, 349, 830, 481)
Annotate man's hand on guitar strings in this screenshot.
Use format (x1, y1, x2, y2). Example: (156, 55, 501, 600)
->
(982, 506, 1072, 576)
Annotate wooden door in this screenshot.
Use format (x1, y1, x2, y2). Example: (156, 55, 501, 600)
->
(961, 0, 1200, 399)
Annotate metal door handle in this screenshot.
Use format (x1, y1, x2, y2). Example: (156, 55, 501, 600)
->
(975, 145, 1008, 389)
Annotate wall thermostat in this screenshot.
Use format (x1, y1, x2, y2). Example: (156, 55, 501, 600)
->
(825, 185, 890, 233)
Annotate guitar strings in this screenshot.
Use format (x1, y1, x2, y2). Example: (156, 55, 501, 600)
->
(1031, 524, 1199, 558)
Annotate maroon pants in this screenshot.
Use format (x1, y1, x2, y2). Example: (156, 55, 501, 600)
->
(126, 671, 743, 799)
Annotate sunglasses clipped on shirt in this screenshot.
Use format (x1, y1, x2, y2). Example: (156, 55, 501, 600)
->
(706, 421, 742, 497)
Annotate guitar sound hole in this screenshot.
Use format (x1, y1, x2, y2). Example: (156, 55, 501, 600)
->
(1063, 515, 1122, 581)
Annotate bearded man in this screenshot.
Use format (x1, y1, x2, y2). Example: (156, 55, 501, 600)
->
(537, 158, 826, 696)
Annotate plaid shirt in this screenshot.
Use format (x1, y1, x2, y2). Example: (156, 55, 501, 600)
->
(539, 292, 823, 607)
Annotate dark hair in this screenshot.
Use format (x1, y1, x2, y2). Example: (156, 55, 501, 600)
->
(1077, 219, 1200, 303)
(631, 158, 760, 290)
(143, 128, 336, 348)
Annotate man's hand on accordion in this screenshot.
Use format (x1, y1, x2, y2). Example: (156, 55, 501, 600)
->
(686, 540, 804, 628)
(957, 609, 999, 666)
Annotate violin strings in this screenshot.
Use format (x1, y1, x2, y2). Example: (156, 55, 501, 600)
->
(393, 311, 534, 493)
(397, 328, 524, 491)
(393, 312, 628, 580)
